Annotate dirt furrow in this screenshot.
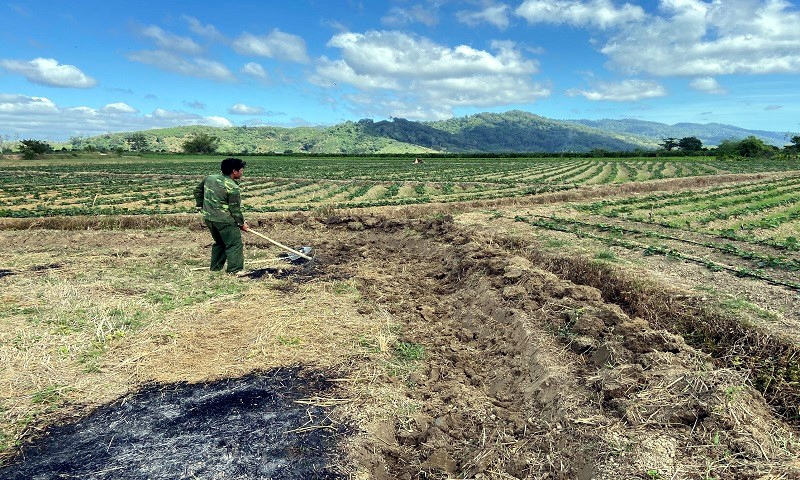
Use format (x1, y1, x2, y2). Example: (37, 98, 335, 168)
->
(320, 215, 799, 479)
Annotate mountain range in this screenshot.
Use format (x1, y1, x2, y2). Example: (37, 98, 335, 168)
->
(66, 110, 791, 154)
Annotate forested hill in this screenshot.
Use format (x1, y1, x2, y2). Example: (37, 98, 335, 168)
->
(570, 118, 788, 147)
(360, 111, 656, 152)
(67, 110, 786, 154)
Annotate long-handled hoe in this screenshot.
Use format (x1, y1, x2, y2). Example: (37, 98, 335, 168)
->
(247, 228, 315, 264)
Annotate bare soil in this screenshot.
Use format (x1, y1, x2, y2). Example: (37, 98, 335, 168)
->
(455, 209, 800, 343)
(1, 201, 799, 479)
(315, 213, 800, 479)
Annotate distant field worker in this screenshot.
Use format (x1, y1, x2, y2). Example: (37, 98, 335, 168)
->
(193, 157, 250, 275)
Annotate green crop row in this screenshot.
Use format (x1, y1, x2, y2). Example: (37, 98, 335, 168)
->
(513, 215, 800, 291)
(3, 156, 799, 218)
(580, 175, 800, 216)
(527, 214, 800, 271)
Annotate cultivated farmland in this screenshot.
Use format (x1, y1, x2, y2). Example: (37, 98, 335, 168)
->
(1, 154, 799, 479)
(2, 155, 799, 217)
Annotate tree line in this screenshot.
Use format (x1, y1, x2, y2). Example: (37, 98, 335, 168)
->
(6, 133, 800, 160)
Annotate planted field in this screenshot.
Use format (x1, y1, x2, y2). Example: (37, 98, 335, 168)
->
(2, 155, 800, 478)
(2, 155, 799, 217)
(512, 173, 800, 290)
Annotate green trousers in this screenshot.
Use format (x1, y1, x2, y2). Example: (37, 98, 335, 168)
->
(204, 220, 244, 273)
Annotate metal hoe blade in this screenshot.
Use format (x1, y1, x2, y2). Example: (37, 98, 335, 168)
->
(285, 246, 315, 264)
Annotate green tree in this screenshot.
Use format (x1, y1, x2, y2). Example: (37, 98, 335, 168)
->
(182, 133, 219, 154)
(786, 135, 800, 153)
(678, 136, 703, 152)
(125, 133, 150, 152)
(737, 136, 771, 157)
(19, 139, 52, 159)
(659, 137, 679, 150)
(715, 139, 739, 158)
(69, 136, 85, 151)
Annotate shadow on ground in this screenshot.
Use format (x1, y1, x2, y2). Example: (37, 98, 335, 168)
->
(1, 368, 344, 480)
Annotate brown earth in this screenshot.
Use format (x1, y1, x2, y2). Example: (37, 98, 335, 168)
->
(1, 193, 800, 478)
(311, 213, 800, 479)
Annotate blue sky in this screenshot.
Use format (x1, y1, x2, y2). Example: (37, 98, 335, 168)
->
(1, 0, 799, 142)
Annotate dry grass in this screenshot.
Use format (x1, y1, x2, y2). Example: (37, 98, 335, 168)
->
(0, 227, 411, 466)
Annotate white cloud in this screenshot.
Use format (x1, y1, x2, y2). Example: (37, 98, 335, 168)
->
(201, 116, 235, 128)
(228, 103, 265, 115)
(241, 62, 268, 80)
(139, 25, 203, 54)
(515, 0, 645, 29)
(457, 4, 512, 29)
(100, 102, 139, 114)
(150, 108, 188, 120)
(313, 31, 548, 120)
(0, 58, 96, 88)
(325, 32, 537, 80)
(567, 79, 667, 101)
(232, 29, 311, 63)
(0, 93, 58, 114)
(0, 93, 233, 141)
(689, 77, 727, 94)
(314, 58, 400, 89)
(127, 50, 236, 82)
(417, 75, 550, 107)
(182, 15, 226, 42)
(148, 109, 234, 127)
(381, 4, 439, 27)
(601, 0, 800, 76)
(340, 91, 455, 121)
(514, 0, 800, 78)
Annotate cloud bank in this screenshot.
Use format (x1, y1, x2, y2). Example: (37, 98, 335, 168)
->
(313, 30, 549, 119)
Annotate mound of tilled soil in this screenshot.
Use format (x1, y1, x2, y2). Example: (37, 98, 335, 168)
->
(0, 369, 343, 480)
(311, 214, 800, 479)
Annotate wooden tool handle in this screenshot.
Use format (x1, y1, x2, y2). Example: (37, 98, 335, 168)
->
(248, 229, 313, 260)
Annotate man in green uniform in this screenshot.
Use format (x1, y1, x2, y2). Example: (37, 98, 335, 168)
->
(193, 157, 250, 275)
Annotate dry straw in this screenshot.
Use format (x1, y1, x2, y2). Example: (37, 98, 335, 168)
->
(0, 226, 403, 467)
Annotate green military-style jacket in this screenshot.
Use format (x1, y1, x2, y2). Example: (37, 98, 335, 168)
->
(193, 173, 245, 226)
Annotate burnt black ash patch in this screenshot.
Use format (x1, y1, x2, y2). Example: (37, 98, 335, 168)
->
(1, 368, 345, 480)
(246, 262, 323, 282)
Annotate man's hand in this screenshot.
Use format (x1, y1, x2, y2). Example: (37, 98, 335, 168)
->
(240, 223, 250, 232)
